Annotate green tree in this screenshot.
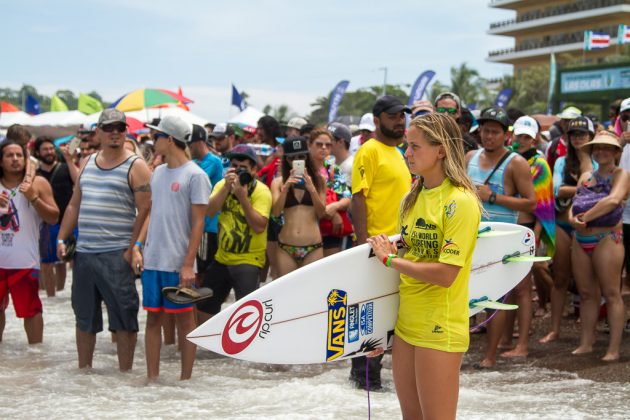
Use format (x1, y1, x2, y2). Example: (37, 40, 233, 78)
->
(55, 89, 78, 110)
(263, 104, 296, 123)
(501, 65, 549, 114)
(449, 63, 489, 106)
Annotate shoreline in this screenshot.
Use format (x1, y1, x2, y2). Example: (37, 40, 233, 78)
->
(463, 294, 630, 382)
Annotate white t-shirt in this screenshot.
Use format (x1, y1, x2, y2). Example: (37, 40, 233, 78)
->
(338, 155, 353, 188)
(143, 161, 212, 272)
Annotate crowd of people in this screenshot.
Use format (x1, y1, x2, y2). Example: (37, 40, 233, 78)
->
(1, 92, 630, 414)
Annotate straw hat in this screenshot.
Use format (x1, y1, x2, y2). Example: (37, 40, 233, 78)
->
(580, 131, 622, 154)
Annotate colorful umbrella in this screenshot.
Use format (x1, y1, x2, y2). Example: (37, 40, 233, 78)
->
(110, 89, 193, 112)
(1, 101, 21, 112)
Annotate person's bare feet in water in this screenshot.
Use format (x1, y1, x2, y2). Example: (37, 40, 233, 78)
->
(500, 345, 528, 358)
(601, 352, 620, 362)
(571, 345, 593, 355)
(538, 331, 559, 344)
(474, 358, 496, 369)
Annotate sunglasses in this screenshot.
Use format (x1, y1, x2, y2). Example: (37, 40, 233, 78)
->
(313, 141, 331, 148)
(101, 123, 127, 133)
(413, 110, 431, 118)
(152, 132, 169, 141)
(436, 107, 457, 115)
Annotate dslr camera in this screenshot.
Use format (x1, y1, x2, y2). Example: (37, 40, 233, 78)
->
(236, 168, 253, 185)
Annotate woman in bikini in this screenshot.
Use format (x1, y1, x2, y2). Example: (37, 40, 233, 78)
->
(271, 137, 326, 277)
(569, 131, 629, 361)
(308, 129, 352, 256)
(540, 116, 595, 344)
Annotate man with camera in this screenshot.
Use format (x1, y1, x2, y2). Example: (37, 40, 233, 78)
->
(196, 144, 272, 323)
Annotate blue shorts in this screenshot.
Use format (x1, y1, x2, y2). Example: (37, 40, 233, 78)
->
(141, 270, 193, 313)
(40, 224, 78, 264)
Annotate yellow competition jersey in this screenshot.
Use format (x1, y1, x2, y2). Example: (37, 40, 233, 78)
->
(395, 178, 480, 352)
(351, 139, 411, 236)
(213, 179, 272, 268)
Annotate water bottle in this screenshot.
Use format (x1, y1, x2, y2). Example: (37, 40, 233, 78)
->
(250, 143, 275, 156)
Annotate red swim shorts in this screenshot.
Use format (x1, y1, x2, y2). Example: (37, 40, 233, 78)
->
(0, 269, 42, 318)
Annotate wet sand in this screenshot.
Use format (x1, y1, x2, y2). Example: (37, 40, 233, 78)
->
(464, 295, 630, 383)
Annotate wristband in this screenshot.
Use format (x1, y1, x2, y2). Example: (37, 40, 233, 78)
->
(385, 254, 397, 267)
(57, 239, 65, 245)
(134, 241, 144, 249)
(488, 192, 497, 204)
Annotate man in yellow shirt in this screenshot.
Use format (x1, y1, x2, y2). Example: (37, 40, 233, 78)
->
(197, 145, 272, 324)
(350, 95, 412, 390)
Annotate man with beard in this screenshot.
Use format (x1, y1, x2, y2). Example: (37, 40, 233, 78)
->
(56, 109, 152, 372)
(465, 107, 536, 369)
(34, 137, 79, 297)
(350, 96, 412, 390)
(0, 140, 58, 344)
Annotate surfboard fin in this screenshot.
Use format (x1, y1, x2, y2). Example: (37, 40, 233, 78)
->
(503, 254, 551, 263)
(477, 227, 521, 238)
(469, 296, 518, 310)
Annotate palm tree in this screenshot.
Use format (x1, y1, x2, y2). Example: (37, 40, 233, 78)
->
(450, 63, 487, 106)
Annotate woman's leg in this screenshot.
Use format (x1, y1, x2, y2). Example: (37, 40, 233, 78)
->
(415, 346, 463, 420)
(592, 235, 625, 361)
(540, 227, 572, 343)
(392, 335, 422, 420)
(501, 272, 532, 357)
(532, 261, 553, 315)
(571, 237, 599, 355)
(275, 245, 299, 277)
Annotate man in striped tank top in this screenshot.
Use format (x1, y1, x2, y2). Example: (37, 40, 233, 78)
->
(56, 109, 153, 372)
(465, 107, 536, 369)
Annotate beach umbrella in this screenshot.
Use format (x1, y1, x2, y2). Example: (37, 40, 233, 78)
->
(110, 88, 193, 112)
(1, 101, 20, 112)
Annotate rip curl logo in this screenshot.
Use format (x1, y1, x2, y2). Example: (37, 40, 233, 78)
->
(221, 300, 263, 355)
(444, 200, 456, 218)
(441, 239, 460, 255)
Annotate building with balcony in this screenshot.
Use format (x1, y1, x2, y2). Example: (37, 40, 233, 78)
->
(487, 0, 630, 74)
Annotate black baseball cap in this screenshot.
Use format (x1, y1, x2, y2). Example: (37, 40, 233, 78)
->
(477, 106, 510, 130)
(372, 95, 411, 117)
(282, 136, 310, 156)
(190, 124, 208, 143)
(567, 116, 594, 135)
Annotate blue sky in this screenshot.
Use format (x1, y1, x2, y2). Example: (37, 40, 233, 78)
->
(5, 1, 514, 121)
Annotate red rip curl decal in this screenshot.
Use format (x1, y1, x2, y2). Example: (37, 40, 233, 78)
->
(221, 300, 263, 355)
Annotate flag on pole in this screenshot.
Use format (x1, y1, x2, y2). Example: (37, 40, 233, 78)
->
(584, 30, 610, 50)
(78, 93, 103, 114)
(231, 84, 246, 111)
(547, 52, 557, 115)
(407, 70, 435, 106)
(25, 95, 41, 115)
(618, 24, 630, 44)
(50, 95, 69, 112)
(327, 80, 350, 123)
(494, 88, 513, 108)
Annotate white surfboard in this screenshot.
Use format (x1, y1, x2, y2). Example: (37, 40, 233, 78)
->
(188, 222, 538, 364)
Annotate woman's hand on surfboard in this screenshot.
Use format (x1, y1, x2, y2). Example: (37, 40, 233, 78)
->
(365, 347, 384, 358)
(367, 233, 398, 261)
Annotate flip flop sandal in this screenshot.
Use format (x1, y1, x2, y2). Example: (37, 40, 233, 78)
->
(162, 287, 213, 304)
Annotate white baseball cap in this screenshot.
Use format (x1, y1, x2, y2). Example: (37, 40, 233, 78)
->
(146, 115, 191, 143)
(358, 113, 375, 131)
(286, 117, 308, 130)
(512, 116, 538, 139)
(620, 97, 630, 113)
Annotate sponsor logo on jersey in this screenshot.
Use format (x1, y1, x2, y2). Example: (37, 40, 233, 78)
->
(432, 324, 444, 334)
(221, 300, 264, 355)
(444, 200, 456, 218)
(441, 239, 461, 255)
(360, 302, 374, 336)
(347, 304, 359, 343)
(415, 217, 437, 230)
(326, 289, 347, 361)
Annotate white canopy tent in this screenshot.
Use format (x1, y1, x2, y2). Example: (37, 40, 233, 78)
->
(84, 107, 210, 127)
(228, 107, 265, 128)
(21, 111, 89, 138)
(0, 111, 32, 128)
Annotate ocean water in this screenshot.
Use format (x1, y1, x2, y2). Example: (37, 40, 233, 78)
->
(0, 279, 628, 420)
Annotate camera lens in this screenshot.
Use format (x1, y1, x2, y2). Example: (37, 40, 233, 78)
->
(236, 168, 253, 185)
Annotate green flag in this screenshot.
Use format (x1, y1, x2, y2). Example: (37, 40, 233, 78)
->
(50, 95, 69, 112)
(78, 93, 103, 114)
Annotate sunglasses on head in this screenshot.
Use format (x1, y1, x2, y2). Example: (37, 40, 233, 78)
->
(436, 107, 457, 115)
(101, 123, 127, 133)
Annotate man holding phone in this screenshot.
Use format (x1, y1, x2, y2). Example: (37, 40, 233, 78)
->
(34, 136, 79, 297)
(197, 144, 272, 324)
